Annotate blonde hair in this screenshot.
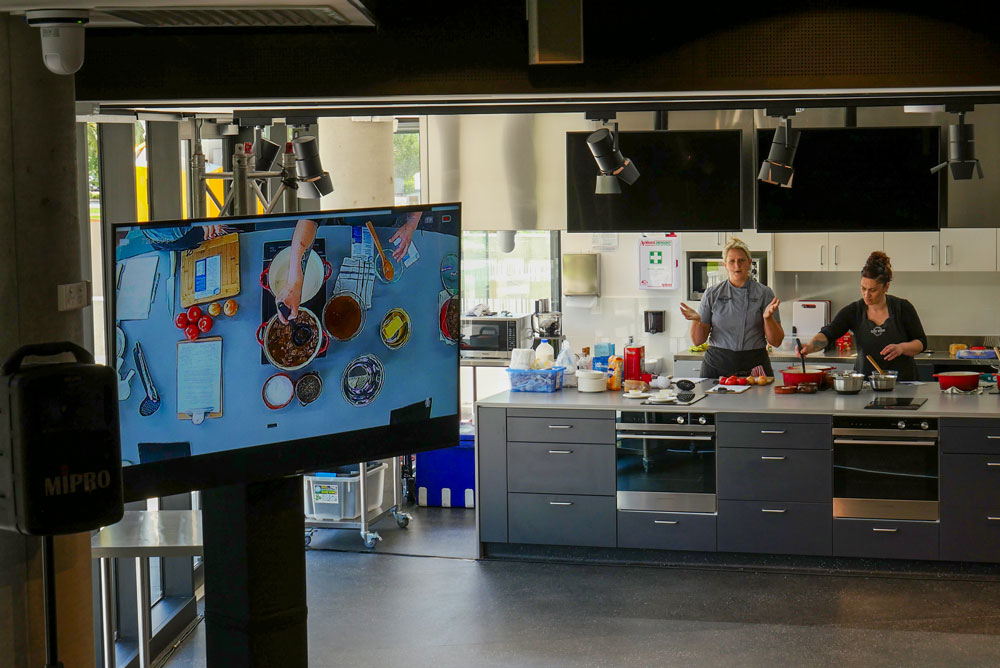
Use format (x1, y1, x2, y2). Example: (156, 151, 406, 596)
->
(723, 237, 752, 263)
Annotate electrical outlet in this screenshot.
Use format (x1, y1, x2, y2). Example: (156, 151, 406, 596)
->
(57, 281, 91, 311)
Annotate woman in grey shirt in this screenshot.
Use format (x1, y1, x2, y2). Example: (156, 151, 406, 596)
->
(679, 238, 784, 378)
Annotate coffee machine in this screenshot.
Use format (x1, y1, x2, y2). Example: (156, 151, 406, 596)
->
(530, 299, 563, 351)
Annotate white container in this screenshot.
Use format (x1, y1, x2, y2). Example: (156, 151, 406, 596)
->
(535, 339, 555, 368)
(303, 462, 387, 521)
(576, 369, 607, 392)
(510, 347, 535, 370)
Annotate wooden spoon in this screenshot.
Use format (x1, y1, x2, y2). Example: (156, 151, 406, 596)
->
(866, 354, 885, 375)
(365, 220, 393, 281)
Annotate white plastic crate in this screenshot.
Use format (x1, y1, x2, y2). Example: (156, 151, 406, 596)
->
(303, 462, 387, 522)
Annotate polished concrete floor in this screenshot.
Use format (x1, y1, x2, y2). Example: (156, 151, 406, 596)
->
(162, 505, 1000, 668)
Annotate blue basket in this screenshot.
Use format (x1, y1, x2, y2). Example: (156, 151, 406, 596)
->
(506, 366, 565, 392)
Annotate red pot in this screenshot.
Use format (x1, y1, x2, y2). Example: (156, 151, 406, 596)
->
(933, 371, 980, 391)
(780, 366, 830, 386)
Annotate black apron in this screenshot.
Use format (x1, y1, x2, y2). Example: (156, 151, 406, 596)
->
(853, 314, 918, 381)
(700, 346, 773, 379)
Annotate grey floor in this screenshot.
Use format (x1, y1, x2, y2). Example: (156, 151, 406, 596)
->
(162, 505, 1000, 668)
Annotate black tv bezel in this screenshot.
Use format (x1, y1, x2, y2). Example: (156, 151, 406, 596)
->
(105, 203, 461, 502)
(753, 125, 945, 233)
(565, 129, 744, 234)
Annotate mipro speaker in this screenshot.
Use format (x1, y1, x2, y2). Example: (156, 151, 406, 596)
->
(0, 342, 123, 536)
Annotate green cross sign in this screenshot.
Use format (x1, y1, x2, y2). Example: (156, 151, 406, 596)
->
(649, 251, 663, 265)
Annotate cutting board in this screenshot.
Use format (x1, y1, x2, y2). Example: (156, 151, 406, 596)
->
(180, 233, 240, 308)
(705, 383, 752, 394)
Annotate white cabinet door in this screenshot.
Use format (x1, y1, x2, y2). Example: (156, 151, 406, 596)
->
(883, 232, 940, 272)
(682, 232, 727, 250)
(829, 233, 883, 273)
(773, 233, 828, 272)
(733, 230, 772, 252)
(940, 229, 998, 272)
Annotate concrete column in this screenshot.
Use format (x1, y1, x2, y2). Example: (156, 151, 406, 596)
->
(0, 13, 96, 668)
(317, 116, 395, 210)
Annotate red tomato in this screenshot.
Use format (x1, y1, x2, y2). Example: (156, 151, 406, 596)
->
(184, 324, 200, 341)
(726, 376, 738, 385)
(187, 305, 203, 322)
(197, 315, 213, 333)
(736, 377, 749, 386)
(174, 312, 189, 329)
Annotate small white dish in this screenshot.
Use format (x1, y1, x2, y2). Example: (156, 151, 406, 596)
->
(623, 392, 651, 399)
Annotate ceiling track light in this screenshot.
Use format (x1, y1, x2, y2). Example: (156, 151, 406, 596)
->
(931, 111, 984, 180)
(586, 121, 639, 195)
(758, 116, 799, 188)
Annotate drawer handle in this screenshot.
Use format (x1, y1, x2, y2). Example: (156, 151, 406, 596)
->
(548, 425, 573, 430)
(988, 517, 1000, 522)
(548, 450, 573, 454)
(654, 520, 679, 525)
(872, 528, 898, 533)
(987, 463, 1000, 467)
(761, 456, 786, 461)
(761, 508, 786, 514)
(760, 430, 786, 435)
(549, 502, 573, 506)
(987, 436, 1000, 440)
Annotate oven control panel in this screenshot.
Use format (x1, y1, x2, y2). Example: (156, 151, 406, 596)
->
(833, 416, 938, 431)
(618, 411, 714, 426)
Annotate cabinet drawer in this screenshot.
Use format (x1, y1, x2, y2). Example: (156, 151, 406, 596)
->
(508, 493, 616, 547)
(507, 442, 615, 496)
(507, 416, 616, 444)
(617, 511, 716, 552)
(717, 422, 831, 449)
(833, 518, 939, 560)
(718, 500, 832, 556)
(718, 448, 831, 502)
(941, 425, 1000, 454)
(941, 454, 1000, 510)
(941, 513, 1000, 563)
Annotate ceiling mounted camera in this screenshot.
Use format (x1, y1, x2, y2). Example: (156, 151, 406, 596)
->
(25, 10, 90, 76)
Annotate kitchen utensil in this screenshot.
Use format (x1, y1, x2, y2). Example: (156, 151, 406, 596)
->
(365, 220, 393, 282)
(774, 385, 798, 394)
(869, 371, 898, 392)
(623, 391, 651, 399)
(133, 341, 160, 416)
(780, 366, 829, 386)
(260, 247, 332, 302)
(379, 308, 411, 350)
(262, 372, 294, 409)
(796, 382, 818, 394)
(675, 379, 697, 392)
(866, 354, 885, 375)
(295, 371, 323, 406)
(576, 369, 606, 392)
(117, 361, 135, 401)
(933, 370, 980, 391)
(795, 338, 806, 373)
(323, 291, 366, 342)
(277, 302, 314, 346)
(832, 372, 866, 394)
(256, 307, 328, 371)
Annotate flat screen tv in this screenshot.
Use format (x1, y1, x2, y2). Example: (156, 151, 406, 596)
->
(755, 126, 942, 232)
(566, 130, 743, 233)
(107, 204, 461, 501)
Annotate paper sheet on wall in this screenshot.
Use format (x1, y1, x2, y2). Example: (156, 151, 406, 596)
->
(116, 255, 159, 320)
(176, 338, 222, 424)
(637, 237, 678, 290)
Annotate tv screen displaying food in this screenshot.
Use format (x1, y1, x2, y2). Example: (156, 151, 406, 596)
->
(109, 204, 460, 500)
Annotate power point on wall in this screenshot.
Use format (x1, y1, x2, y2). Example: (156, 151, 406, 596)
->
(57, 281, 91, 311)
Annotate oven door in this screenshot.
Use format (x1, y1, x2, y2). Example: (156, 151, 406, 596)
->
(833, 431, 939, 520)
(616, 424, 716, 513)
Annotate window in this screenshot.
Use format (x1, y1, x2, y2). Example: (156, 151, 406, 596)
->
(393, 117, 421, 205)
(460, 230, 560, 314)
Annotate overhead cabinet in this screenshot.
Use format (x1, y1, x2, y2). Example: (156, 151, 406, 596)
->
(773, 233, 883, 272)
(683, 231, 772, 252)
(940, 229, 997, 272)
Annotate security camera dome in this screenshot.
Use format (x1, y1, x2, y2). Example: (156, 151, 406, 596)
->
(25, 10, 89, 76)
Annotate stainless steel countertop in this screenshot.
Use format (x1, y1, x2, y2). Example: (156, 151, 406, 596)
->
(673, 350, 998, 365)
(91, 510, 203, 559)
(476, 381, 1000, 418)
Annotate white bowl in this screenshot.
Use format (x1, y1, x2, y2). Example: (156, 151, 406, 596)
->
(576, 369, 606, 392)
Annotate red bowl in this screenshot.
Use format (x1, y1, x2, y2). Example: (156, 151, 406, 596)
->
(934, 371, 979, 391)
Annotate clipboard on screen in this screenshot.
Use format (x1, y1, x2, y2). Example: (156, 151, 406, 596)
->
(176, 336, 223, 424)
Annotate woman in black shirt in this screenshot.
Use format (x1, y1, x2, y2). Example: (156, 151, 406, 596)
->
(798, 251, 927, 381)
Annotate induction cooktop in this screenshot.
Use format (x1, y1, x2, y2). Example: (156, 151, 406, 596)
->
(864, 397, 928, 410)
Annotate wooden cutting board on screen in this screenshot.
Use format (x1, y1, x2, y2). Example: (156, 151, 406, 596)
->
(180, 233, 240, 308)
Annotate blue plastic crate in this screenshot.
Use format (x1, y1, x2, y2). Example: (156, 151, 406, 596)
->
(416, 438, 475, 508)
(506, 366, 565, 392)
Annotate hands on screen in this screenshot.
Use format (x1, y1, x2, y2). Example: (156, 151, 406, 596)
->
(276, 219, 319, 323)
(389, 212, 421, 261)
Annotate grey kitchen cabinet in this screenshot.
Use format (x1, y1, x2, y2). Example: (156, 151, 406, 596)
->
(717, 447, 832, 503)
(833, 518, 939, 561)
(508, 493, 617, 547)
(941, 452, 1000, 562)
(940, 419, 1000, 454)
(617, 510, 716, 552)
(716, 417, 832, 450)
(476, 406, 508, 543)
(507, 441, 615, 496)
(718, 500, 832, 556)
(507, 414, 616, 444)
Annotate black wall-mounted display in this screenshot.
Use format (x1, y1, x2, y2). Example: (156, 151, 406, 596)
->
(566, 130, 742, 233)
(755, 126, 943, 232)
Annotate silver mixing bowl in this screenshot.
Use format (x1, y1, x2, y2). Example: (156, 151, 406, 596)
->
(833, 372, 866, 394)
(868, 371, 898, 391)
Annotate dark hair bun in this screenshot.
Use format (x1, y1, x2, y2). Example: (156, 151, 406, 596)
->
(862, 251, 892, 284)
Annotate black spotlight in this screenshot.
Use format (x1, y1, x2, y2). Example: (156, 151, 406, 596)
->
(758, 118, 799, 188)
(253, 137, 281, 172)
(931, 112, 984, 180)
(292, 135, 334, 198)
(586, 125, 639, 195)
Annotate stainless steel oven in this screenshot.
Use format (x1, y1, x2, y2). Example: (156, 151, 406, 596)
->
(616, 411, 716, 513)
(459, 315, 530, 359)
(832, 416, 939, 521)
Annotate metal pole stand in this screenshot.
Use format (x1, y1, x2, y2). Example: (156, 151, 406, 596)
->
(42, 535, 65, 668)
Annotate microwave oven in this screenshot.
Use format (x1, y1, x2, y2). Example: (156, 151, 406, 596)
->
(687, 251, 769, 301)
(459, 315, 531, 359)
